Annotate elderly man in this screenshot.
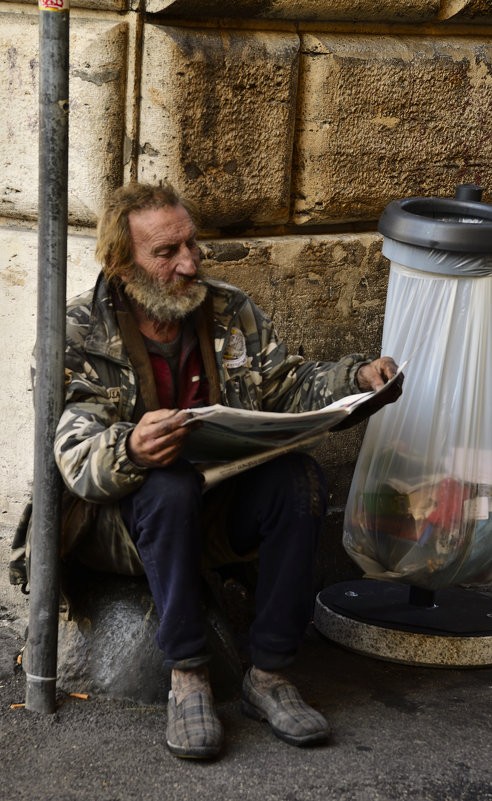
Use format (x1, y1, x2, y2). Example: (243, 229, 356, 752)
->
(54, 181, 401, 759)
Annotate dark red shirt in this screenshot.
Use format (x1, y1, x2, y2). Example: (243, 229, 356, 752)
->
(146, 323, 209, 410)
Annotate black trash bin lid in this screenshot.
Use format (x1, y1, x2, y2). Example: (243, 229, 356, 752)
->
(378, 195, 492, 253)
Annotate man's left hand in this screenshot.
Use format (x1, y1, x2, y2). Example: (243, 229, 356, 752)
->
(356, 356, 403, 399)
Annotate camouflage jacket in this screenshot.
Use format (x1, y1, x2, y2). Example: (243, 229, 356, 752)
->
(25, 274, 371, 578)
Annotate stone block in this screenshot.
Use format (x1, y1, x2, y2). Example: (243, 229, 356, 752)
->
(294, 36, 492, 225)
(0, 225, 98, 525)
(1, 14, 127, 225)
(438, 0, 492, 21)
(56, 567, 243, 703)
(201, 232, 388, 360)
(0, 627, 23, 681)
(138, 26, 299, 229)
(147, 0, 439, 22)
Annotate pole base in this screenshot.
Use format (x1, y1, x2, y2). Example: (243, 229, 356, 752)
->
(25, 676, 57, 714)
(314, 579, 492, 668)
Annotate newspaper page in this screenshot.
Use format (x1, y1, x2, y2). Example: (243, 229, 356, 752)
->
(182, 364, 405, 490)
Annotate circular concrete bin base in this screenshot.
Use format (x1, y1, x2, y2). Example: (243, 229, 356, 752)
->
(314, 580, 492, 668)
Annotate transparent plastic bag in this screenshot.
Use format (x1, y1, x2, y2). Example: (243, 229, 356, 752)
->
(343, 258, 492, 590)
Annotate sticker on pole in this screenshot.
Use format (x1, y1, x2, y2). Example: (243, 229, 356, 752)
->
(39, 0, 69, 9)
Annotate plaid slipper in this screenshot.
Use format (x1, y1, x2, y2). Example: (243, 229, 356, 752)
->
(166, 690, 224, 759)
(241, 669, 330, 747)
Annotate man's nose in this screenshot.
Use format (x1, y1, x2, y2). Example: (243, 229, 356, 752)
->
(175, 244, 197, 276)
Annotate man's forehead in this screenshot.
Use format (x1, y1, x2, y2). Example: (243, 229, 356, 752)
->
(128, 204, 196, 243)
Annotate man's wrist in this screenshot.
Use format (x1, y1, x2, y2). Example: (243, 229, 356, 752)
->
(352, 359, 373, 392)
(124, 428, 148, 471)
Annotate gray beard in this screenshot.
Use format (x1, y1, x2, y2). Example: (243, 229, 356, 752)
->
(123, 264, 208, 323)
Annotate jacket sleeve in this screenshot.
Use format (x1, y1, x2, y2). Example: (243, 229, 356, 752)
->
(252, 302, 372, 413)
(54, 345, 148, 505)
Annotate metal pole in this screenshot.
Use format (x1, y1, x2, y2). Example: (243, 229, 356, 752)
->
(25, 0, 69, 713)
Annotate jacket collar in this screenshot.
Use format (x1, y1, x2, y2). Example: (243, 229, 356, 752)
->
(84, 274, 129, 365)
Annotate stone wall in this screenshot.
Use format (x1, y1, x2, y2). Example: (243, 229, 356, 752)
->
(1, 0, 491, 539)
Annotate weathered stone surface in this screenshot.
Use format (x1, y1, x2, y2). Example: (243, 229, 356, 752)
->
(2, 0, 127, 9)
(0, 225, 99, 526)
(1, 15, 127, 224)
(201, 232, 389, 359)
(147, 0, 439, 22)
(0, 627, 23, 681)
(56, 568, 243, 703)
(138, 26, 299, 228)
(294, 36, 492, 225)
(438, 0, 492, 21)
(69, 19, 128, 223)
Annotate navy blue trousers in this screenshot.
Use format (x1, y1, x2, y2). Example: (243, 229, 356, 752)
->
(120, 453, 327, 670)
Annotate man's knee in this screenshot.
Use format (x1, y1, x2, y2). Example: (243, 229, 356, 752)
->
(144, 460, 202, 504)
(266, 453, 328, 519)
(236, 452, 328, 522)
(121, 458, 203, 522)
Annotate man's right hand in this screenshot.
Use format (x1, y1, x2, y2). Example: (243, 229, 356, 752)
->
(127, 409, 192, 468)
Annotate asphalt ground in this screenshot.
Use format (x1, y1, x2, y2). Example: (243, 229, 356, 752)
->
(1, 620, 491, 801)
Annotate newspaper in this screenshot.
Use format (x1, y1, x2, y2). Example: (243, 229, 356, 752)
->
(182, 364, 405, 490)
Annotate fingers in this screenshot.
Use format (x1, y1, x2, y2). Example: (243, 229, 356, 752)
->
(141, 437, 187, 467)
(378, 356, 399, 380)
(380, 357, 404, 397)
(142, 425, 189, 455)
(144, 413, 189, 441)
(142, 408, 189, 432)
(127, 409, 192, 467)
(356, 357, 403, 393)
(356, 362, 384, 392)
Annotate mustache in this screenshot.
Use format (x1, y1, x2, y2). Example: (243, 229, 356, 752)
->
(160, 274, 204, 296)
(129, 263, 206, 291)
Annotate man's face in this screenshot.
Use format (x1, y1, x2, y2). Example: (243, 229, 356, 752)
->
(123, 204, 207, 322)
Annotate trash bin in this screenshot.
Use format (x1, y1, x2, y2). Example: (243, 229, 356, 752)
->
(343, 185, 492, 591)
